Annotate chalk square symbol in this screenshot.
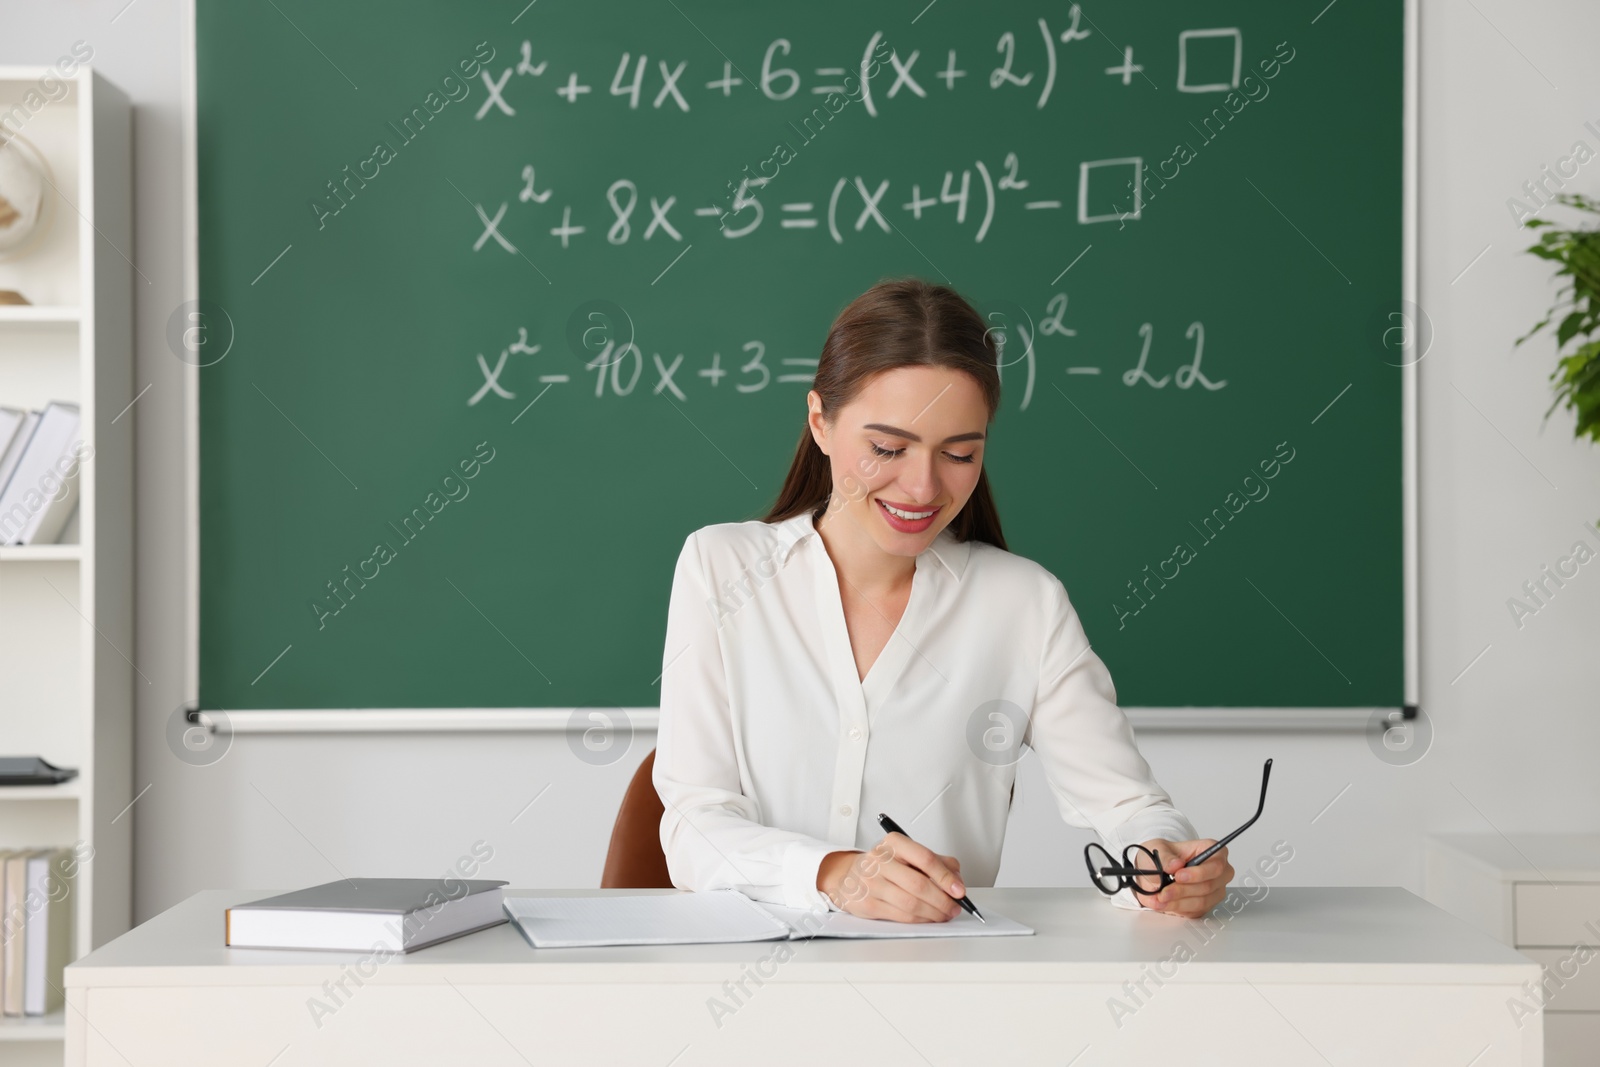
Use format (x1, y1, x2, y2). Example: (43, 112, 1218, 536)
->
(1177, 28, 1243, 93)
(1078, 158, 1143, 225)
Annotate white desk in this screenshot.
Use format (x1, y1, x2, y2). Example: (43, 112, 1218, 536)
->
(67, 887, 1541, 1066)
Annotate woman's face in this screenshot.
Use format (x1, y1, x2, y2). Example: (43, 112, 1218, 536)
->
(808, 364, 989, 558)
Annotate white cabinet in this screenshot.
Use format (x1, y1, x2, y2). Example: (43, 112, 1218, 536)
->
(1426, 834, 1600, 1067)
(0, 65, 134, 1059)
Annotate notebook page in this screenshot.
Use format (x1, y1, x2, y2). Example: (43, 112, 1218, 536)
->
(504, 891, 793, 948)
(756, 902, 1035, 940)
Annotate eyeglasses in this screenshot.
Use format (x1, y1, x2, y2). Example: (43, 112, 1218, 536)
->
(1084, 758, 1273, 897)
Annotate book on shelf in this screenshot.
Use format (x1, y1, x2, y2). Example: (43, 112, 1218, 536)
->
(0, 410, 39, 496)
(0, 408, 25, 462)
(0, 848, 71, 1017)
(225, 878, 509, 953)
(0, 401, 84, 546)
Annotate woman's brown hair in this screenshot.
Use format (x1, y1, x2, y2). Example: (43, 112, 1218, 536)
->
(763, 278, 1008, 550)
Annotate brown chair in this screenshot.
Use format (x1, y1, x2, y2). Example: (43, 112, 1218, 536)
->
(601, 748, 1018, 890)
(601, 749, 673, 888)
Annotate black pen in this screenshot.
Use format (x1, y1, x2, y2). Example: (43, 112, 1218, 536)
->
(877, 813, 985, 923)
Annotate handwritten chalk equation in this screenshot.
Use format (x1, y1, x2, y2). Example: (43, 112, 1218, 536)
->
(459, 155, 1166, 253)
(479, 16, 1256, 116)
(466, 309, 1227, 410)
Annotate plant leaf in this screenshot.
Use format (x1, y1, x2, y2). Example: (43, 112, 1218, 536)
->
(1558, 311, 1590, 348)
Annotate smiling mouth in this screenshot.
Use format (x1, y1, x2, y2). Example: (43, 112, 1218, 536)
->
(875, 498, 941, 533)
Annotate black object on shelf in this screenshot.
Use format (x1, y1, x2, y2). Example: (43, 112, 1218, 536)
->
(0, 757, 79, 786)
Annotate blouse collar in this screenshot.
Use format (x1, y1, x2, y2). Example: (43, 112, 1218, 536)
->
(771, 508, 972, 580)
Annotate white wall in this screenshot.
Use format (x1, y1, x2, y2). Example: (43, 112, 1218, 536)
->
(3, 0, 1597, 926)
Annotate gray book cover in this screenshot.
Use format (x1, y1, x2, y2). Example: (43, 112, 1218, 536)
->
(238, 878, 506, 914)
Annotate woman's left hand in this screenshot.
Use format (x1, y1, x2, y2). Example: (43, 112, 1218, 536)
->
(1134, 838, 1233, 917)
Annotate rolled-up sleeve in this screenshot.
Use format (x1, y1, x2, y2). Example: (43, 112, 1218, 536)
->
(1027, 576, 1197, 911)
(653, 531, 843, 911)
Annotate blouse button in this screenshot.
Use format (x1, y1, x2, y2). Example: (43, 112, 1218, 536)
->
(848, 728, 863, 741)
(839, 804, 853, 816)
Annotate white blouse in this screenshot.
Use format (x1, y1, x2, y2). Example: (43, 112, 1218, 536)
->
(653, 510, 1197, 913)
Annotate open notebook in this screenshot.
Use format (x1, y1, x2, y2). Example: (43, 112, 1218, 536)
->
(503, 891, 1033, 949)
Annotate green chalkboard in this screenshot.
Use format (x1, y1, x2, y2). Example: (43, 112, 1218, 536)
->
(198, 0, 1405, 710)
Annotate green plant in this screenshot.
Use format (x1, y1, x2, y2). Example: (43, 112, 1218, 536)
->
(1518, 192, 1600, 444)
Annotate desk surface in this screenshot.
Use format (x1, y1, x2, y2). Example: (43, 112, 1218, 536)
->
(69, 887, 1536, 989)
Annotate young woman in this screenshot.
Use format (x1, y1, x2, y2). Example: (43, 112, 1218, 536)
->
(654, 279, 1234, 921)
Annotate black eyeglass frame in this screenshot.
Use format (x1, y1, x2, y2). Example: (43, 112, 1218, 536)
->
(1083, 758, 1273, 896)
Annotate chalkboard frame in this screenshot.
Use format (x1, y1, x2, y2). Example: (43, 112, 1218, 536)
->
(181, 0, 1422, 732)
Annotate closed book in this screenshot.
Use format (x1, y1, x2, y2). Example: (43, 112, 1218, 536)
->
(0, 407, 24, 469)
(225, 878, 508, 953)
(0, 410, 39, 497)
(1, 851, 26, 1015)
(23, 849, 71, 1015)
(0, 402, 82, 545)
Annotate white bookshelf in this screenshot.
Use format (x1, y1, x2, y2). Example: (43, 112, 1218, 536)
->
(0, 546, 83, 563)
(0, 307, 79, 325)
(0, 65, 133, 1057)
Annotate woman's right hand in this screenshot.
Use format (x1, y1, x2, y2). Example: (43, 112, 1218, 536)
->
(816, 833, 965, 922)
